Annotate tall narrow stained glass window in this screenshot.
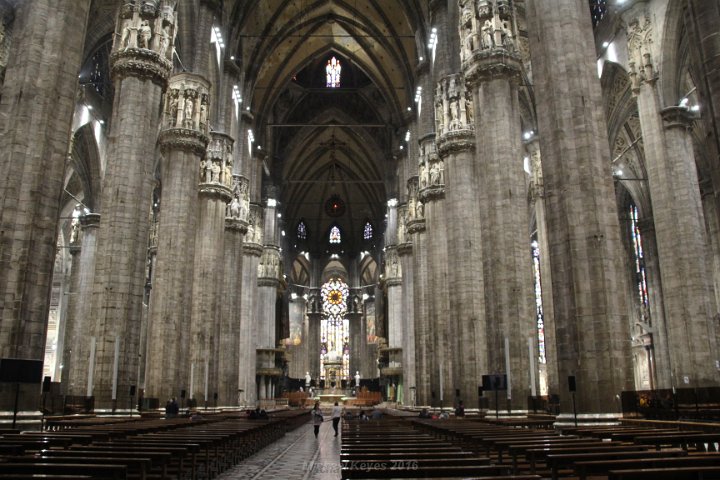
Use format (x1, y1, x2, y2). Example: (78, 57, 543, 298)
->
(630, 204, 650, 323)
(531, 239, 546, 365)
(297, 220, 307, 241)
(320, 278, 350, 382)
(363, 221, 373, 240)
(329, 225, 341, 244)
(326, 56, 341, 88)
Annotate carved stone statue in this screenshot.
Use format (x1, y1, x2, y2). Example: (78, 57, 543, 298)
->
(138, 20, 152, 49)
(167, 89, 179, 127)
(416, 200, 424, 218)
(430, 162, 441, 185)
(482, 20, 493, 49)
(228, 197, 241, 218)
(419, 163, 428, 188)
(183, 93, 195, 129)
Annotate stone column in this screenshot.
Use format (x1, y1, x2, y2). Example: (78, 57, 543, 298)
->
(436, 71, 488, 405)
(59, 220, 83, 394)
(238, 203, 263, 406)
(397, 204, 416, 406)
(462, 1, 535, 412)
(417, 135, 452, 408)
(626, 9, 718, 388)
(144, 73, 210, 403)
(89, 1, 176, 409)
(625, 23, 718, 387)
(219, 175, 249, 406)
(0, 0, 91, 410)
(188, 133, 233, 405)
(527, 139, 558, 396)
(408, 175, 430, 406)
(385, 247, 403, 353)
(255, 194, 281, 400)
(348, 308, 362, 385)
(526, 0, 633, 413)
(307, 307, 322, 383)
(63, 214, 100, 397)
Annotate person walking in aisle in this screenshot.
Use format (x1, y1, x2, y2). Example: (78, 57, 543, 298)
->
(311, 401, 323, 438)
(331, 401, 342, 437)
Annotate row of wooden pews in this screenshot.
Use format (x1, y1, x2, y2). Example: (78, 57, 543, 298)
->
(0, 408, 309, 479)
(340, 415, 541, 479)
(411, 416, 720, 479)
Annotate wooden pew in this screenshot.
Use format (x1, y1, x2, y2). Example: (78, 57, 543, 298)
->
(545, 448, 687, 480)
(0, 463, 126, 480)
(609, 465, 720, 479)
(574, 451, 720, 479)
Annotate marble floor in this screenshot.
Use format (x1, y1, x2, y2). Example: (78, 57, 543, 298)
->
(217, 419, 341, 480)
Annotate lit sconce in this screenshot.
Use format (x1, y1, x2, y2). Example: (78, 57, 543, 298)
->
(277, 212, 282, 218)
(679, 98, 689, 108)
(405, 130, 411, 142)
(211, 26, 225, 48)
(291, 292, 298, 300)
(281, 230, 286, 236)
(387, 198, 398, 207)
(419, 56, 424, 61)
(267, 198, 277, 207)
(399, 146, 404, 150)
(523, 130, 535, 140)
(414, 86, 423, 103)
(362, 293, 369, 301)
(602, 41, 609, 48)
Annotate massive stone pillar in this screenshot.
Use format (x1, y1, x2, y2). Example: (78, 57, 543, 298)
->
(63, 213, 100, 397)
(408, 176, 430, 406)
(89, 1, 176, 409)
(0, 0, 91, 409)
(462, 1, 534, 411)
(145, 73, 210, 402)
(626, 10, 718, 387)
(255, 194, 281, 400)
(188, 133, 233, 405)
(418, 136, 453, 408)
(219, 175, 249, 406)
(397, 205, 416, 406)
(526, 0, 633, 413)
(238, 203, 263, 406)
(435, 72, 487, 405)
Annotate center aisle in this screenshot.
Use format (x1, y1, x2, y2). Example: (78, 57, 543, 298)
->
(217, 416, 342, 480)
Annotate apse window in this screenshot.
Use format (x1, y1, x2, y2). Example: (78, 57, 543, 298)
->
(326, 56, 341, 88)
(329, 225, 342, 244)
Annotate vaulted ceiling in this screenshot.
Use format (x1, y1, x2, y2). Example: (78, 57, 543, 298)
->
(226, 0, 427, 255)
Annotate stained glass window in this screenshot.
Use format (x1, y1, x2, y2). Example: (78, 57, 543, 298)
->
(630, 204, 650, 323)
(320, 278, 350, 381)
(589, 0, 607, 28)
(363, 221, 373, 240)
(531, 239, 546, 365)
(329, 225, 341, 244)
(326, 56, 341, 88)
(297, 220, 307, 241)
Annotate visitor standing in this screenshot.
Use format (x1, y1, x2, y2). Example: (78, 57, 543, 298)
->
(311, 401, 323, 438)
(331, 401, 342, 437)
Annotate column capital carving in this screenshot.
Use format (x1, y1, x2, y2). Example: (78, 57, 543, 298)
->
(460, 0, 521, 85)
(199, 132, 235, 200)
(384, 247, 402, 283)
(111, 0, 177, 85)
(243, 203, 264, 249)
(626, 13, 657, 94)
(435, 73, 475, 149)
(258, 246, 282, 282)
(159, 73, 211, 155)
(226, 175, 250, 223)
(79, 212, 101, 229)
(407, 218, 426, 234)
(661, 106, 696, 130)
(225, 217, 249, 234)
(418, 139, 445, 202)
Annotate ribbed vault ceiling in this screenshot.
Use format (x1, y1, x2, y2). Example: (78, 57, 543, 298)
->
(227, 0, 426, 255)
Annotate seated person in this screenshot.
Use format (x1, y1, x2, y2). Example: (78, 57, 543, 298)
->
(438, 409, 449, 420)
(418, 408, 432, 418)
(343, 409, 354, 421)
(358, 410, 369, 421)
(371, 408, 383, 420)
(455, 401, 465, 417)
